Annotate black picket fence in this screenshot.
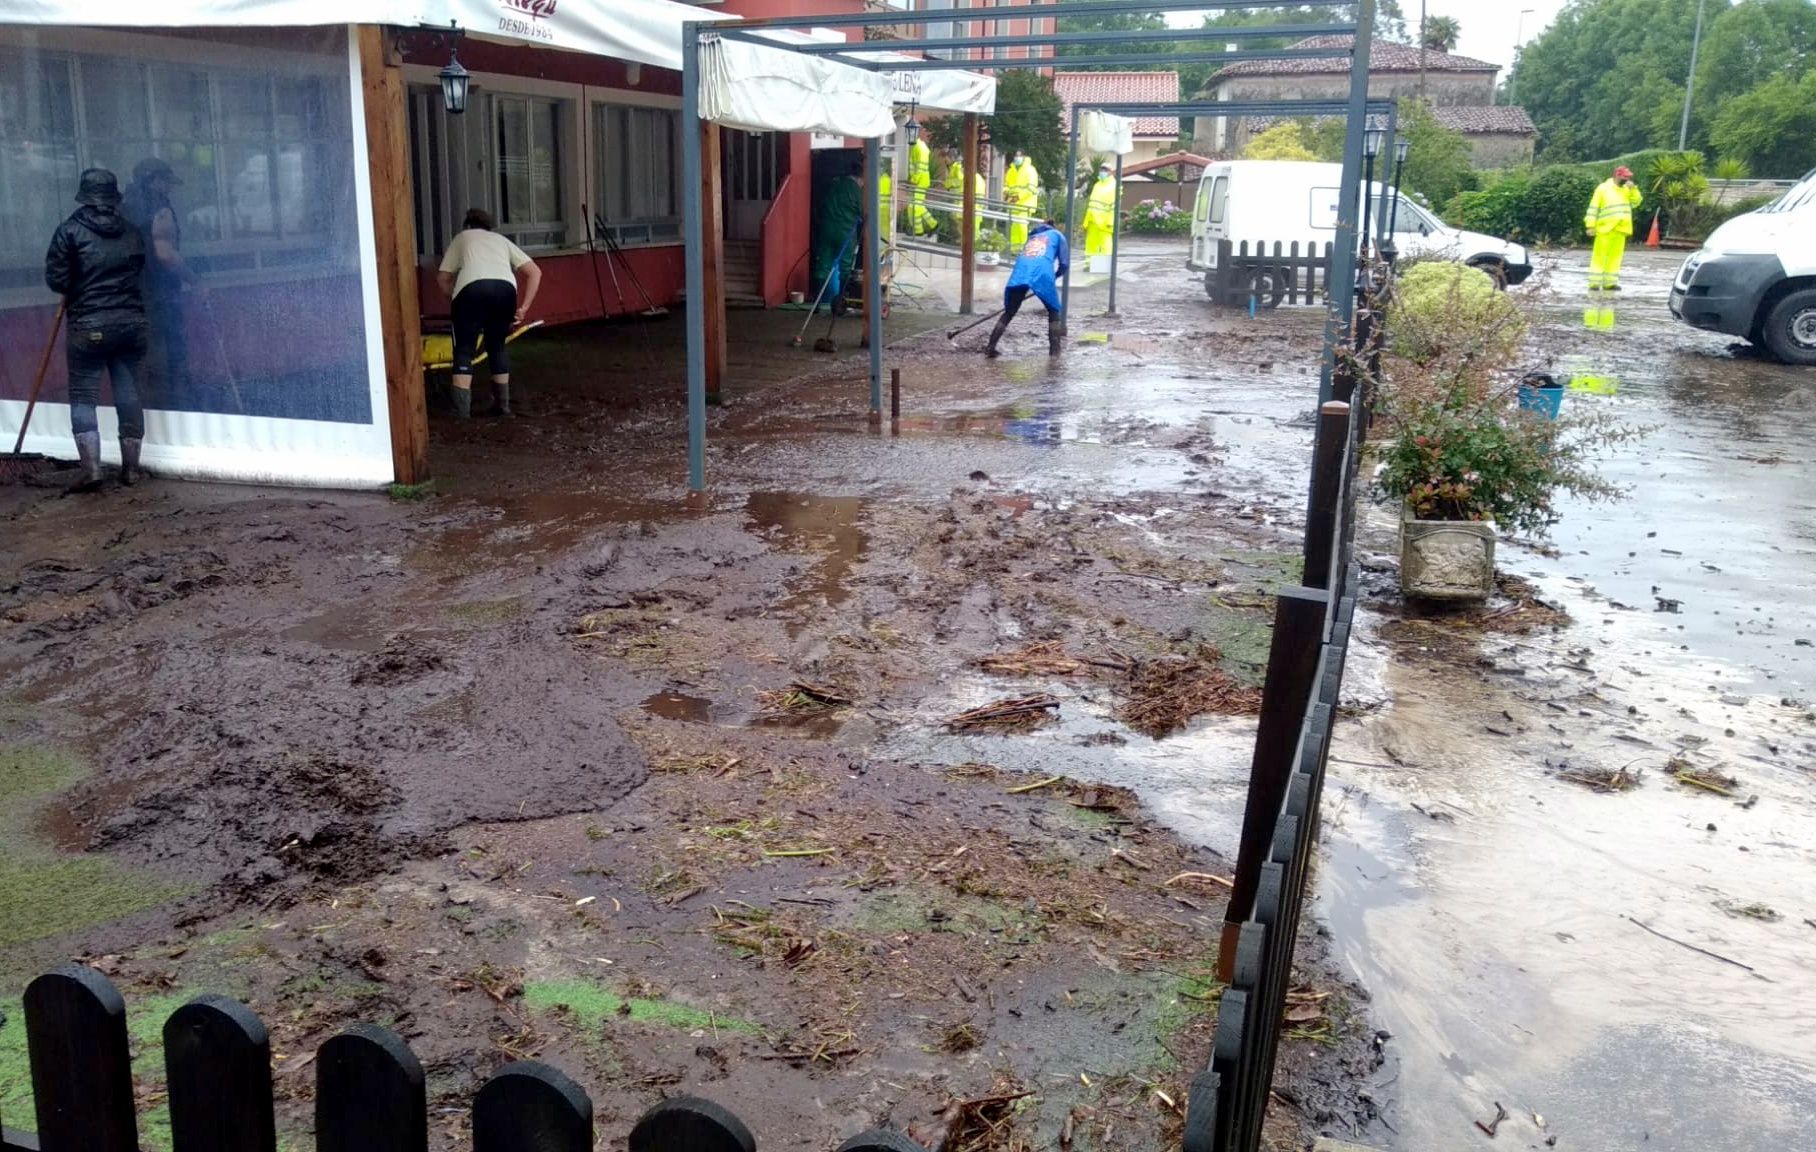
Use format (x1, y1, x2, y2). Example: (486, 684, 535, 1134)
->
(0, 965, 926, 1152)
(1182, 273, 1380, 1152)
(1208, 240, 1336, 310)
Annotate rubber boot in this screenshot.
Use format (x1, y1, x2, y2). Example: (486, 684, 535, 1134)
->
(1047, 311, 1066, 356)
(119, 438, 142, 487)
(984, 315, 1011, 358)
(485, 381, 512, 419)
(67, 431, 104, 494)
(451, 385, 472, 420)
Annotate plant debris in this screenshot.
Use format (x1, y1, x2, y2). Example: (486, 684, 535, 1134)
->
(1668, 757, 1740, 797)
(1555, 765, 1641, 793)
(939, 1076, 1036, 1152)
(945, 694, 1062, 732)
(1714, 899, 1780, 922)
(938, 1021, 983, 1053)
(757, 681, 852, 713)
(1119, 646, 1262, 738)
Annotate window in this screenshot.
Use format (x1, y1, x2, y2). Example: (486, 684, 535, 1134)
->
(1208, 176, 1229, 225)
(594, 103, 680, 246)
(0, 43, 349, 293)
(494, 94, 566, 249)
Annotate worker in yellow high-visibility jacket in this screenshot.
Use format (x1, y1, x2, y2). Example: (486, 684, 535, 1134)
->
(942, 149, 987, 242)
(877, 168, 895, 242)
(1003, 150, 1041, 247)
(1084, 162, 1119, 258)
(1584, 165, 1643, 292)
(906, 125, 936, 237)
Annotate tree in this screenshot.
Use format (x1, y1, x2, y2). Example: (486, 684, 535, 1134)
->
(1243, 121, 1321, 160)
(1711, 70, 1816, 176)
(1398, 98, 1477, 207)
(1054, 10, 1170, 66)
(1422, 15, 1461, 53)
(1683, 0, 1816, 147)
(983, 72, 1066, 192)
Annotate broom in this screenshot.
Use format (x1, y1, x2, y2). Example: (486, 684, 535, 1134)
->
(2, 302, 65, 481)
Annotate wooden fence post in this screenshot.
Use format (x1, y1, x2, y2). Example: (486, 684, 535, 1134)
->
(1219, 586, 1329, 982)
(474, 1063, 592, 1152)
(1302, 401, 1351, 590)
(629, 1097, 755, 1152)
(22, 965, 137, 1152)
(164, 995, 277, 1152)
(316, 1025, 426, 1152)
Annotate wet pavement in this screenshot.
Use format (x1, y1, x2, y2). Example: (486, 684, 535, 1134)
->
(1320, 249, 1816, 1151)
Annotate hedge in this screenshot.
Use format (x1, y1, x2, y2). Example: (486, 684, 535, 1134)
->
(1442, 166, 1600, 245)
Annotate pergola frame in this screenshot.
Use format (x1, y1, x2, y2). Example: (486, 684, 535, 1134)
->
(680, 0, 1378, 493)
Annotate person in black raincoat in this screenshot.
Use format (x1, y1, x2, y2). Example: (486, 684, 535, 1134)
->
(44, 168, 148, 491)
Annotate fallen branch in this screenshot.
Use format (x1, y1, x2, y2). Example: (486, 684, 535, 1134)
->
(1006, 774, 1066, 795)
(1624, 915, 1764, 977)
(763, 847, 837, 859)
(1164, 871, 1235, 890)
(1474, 1101, 1508, 1138)
(945, 694, 1061, 732)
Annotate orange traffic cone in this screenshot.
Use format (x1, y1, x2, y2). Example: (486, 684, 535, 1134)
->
(1645, 212, 1661, 248)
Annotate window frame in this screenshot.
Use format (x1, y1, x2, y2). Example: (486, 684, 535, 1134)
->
(591, 99, 684, 248)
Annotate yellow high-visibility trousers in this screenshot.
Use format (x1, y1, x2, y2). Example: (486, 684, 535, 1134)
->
(1589, 231, 1628, 291)
(1085, 222, 1113, 257)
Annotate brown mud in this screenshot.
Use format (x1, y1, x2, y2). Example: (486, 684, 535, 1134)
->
(0, 242, 1384, 1149)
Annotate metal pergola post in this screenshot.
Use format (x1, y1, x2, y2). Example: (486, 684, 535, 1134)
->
(1107, 152, 1122, 316)
(865, 135, 883, 416)
(682, 21, 705, 494)
(1319, 3, 1375, 406)
(1062, 114, 1080, 319)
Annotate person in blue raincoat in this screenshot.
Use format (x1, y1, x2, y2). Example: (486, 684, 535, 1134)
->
(984, 219, 1069, 358)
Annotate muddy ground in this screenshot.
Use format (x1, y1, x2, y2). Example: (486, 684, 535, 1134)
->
(0, 241, 1385, 1150)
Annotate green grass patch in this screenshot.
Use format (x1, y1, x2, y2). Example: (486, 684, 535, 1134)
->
(846, 886, 1037, 938)
(0, 744, 190, 952)
(523, 979, 760, 1036)
(386, 480, 437, 502)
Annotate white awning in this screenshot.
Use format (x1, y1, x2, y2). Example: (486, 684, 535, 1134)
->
(0, 0, 732, 72)
(746, 27, 997, 117)
(700, 31, 895, 138)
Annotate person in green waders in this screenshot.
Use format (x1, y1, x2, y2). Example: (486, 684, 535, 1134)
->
(812, 159, 866, 315)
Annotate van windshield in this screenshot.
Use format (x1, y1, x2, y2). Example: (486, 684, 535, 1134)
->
(1760, 169, 1816, 214)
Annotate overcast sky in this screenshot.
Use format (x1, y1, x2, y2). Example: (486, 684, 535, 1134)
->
(1165, 1, 1571, 72)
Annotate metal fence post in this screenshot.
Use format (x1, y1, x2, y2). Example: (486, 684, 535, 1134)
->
(682, 22, 706, 493)
(1062, 114, 1080, 318)
(865, 134, 883, 415)
(1107, 151, 1123, 316)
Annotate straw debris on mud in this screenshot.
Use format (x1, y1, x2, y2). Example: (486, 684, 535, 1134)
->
(1120, 646, 1263, 738)
(1555, 764, 1643, 793)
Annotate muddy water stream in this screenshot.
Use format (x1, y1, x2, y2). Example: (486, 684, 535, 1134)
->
(1324, 251, 1816, 1150)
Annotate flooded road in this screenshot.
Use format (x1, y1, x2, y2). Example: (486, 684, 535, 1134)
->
(1319, 249, 1816, 1150)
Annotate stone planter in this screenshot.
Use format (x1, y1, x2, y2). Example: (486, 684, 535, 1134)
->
(1400, 506, 1496, 601)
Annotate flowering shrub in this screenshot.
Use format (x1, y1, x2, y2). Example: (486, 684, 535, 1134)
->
(1122, 198, 1193, 235)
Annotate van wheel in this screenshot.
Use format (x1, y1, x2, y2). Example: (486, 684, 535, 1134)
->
(1245, 269, 1286, 310)
(1468, 258, 1509, 289)
(1761, 288, 1816, 366)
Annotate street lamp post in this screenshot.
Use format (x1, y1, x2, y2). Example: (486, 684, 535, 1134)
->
(1362, 126, 1384, 260)
(1679, 0, 1709, 150)
(1384, 135, 1411, 262)
(1509, 8, 1534, 106)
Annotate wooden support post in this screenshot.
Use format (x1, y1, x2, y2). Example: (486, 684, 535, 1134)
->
(1219, 586, 1329, 983)
(1302, 401, 1350, 591)
(700, 119, 726, 400)
(357, 25, 427, 486)
(960, 113, 978, 315)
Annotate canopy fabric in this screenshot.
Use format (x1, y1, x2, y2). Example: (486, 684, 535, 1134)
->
(700, 32, 895, 137)
(742, 28, 996, 117)
(0, 0, 730, 71)
(1080, 111, 1135, 156)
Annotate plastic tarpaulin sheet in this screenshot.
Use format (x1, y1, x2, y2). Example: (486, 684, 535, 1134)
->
(1081, 111, 1134, 156)
(0, 0, 728, 71)
(0, 25, 397, 487)
(701, 33, 894, 137)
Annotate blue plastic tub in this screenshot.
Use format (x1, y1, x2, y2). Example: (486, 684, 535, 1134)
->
(1518, 378, 1566, 420)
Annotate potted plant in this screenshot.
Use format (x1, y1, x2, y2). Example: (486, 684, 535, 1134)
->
(1379, 263, 1629, 601)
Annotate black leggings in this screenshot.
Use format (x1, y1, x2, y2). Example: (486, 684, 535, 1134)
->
(451, 279, 517, 377)
(67, 322, 147, 439)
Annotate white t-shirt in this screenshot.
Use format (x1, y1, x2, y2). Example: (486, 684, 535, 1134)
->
(440, 229, 531, 298)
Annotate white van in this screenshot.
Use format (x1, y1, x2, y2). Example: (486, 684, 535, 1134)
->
(1669, 168, 1816, 365)
(1187, 160, 1532, 297)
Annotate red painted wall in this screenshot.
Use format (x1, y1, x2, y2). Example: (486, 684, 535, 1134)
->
(417, 246, 684, 327)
